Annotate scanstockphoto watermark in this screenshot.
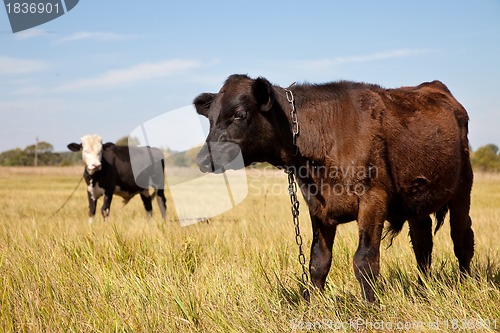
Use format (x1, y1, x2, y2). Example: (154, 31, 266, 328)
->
(290, 317, 498, 331)
(248, 162, 378, 197)
(3, 0, 80, 33)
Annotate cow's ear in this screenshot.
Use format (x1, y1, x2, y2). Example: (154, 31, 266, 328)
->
(67, 143, 82, 152)
(252, 77, 274, 112)
(102, 142, 114, 150)
(194, 93, 216, 118)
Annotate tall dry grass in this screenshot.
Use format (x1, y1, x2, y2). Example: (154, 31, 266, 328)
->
(0, 166, 498, 332)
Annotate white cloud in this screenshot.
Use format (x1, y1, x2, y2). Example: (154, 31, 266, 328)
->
(11, 85, 47, 96)
(294, 49, 432, 71)
(14, 28, 50, 40)
(0, 56, 48, 75)
(0, 98, 68, 116)
(54, 59, 202, 92)
(55, 31, 140, 44)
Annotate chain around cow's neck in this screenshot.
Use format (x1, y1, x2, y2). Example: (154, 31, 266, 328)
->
(283, 83, 310, 299)
(283, 82, 299, 157)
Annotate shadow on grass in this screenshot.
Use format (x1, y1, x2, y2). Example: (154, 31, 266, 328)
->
(257, 251, 499, 314)
(376, 256, 500, 303)
(256, 257, 306, 307)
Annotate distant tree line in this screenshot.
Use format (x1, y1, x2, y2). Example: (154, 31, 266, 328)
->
(470, 144, 500, 172)
(1, 139, 500, 172)
(0, 136, 199, 167)
(0, 141, 80, 166)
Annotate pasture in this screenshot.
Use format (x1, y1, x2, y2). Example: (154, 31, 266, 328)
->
(0, 166, 498, 332)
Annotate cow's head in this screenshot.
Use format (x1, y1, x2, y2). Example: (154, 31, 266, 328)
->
(194, 74, 289, 172)
(67, 134, 113, 175)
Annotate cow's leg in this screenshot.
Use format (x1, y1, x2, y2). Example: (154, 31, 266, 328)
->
(140, 190, 153, 218)
(450, 213, 474, 274)
(353, 190, 387, 302)
(87, 190, 97, 224)
(449, 164, 474, 274)
(309, 216, 337, 290)
(155, 189, 167, 220)
(408, 215, 433, 275)
(101, 192, 113, 222)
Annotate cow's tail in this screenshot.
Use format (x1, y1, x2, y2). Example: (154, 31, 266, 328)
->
(382, 220, 405, 248)
(383, 204, 449, 248)
(434, 205, 449, 234)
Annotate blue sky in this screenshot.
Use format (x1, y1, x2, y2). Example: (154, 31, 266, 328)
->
(1, 0, 499, 153)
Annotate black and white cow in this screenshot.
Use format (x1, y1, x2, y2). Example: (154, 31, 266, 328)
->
(68, 134, 167, 222)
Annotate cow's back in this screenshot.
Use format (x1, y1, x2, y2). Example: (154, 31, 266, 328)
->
(378, 81, 469, 217)
(103, 146, 165, 191)
(101, 146, 139, 192)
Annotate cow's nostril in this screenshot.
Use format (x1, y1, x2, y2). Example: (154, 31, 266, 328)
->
(202, 160, 212, 172)
(197, 155, 213, 173)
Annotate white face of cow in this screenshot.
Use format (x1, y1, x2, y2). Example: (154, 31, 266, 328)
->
(80, 135, 103, 175)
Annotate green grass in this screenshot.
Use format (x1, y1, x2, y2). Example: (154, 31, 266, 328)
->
(0, 166, 498, 332)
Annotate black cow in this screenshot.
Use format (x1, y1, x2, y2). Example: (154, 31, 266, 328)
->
(68, 134, 167, 222)
(194, 74, 474, 302)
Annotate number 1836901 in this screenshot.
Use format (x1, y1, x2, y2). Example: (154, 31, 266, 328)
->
(6, 2, 60, 14)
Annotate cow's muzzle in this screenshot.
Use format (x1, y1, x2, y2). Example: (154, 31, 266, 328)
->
(196, 142, 244, 173)
(86, 163, 102, 175)
(196, 143, 215, 173)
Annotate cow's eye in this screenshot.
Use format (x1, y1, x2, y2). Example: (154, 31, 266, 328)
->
(233, 110, 246, 121)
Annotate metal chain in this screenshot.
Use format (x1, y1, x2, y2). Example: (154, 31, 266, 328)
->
(284, 83, 310, 298)
(286, 169, 310, 294)
(46, 175, 84, 220)
(284, 83, 299, 156)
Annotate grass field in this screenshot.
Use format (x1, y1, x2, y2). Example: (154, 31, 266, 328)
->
(0, 166, 498, 332)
